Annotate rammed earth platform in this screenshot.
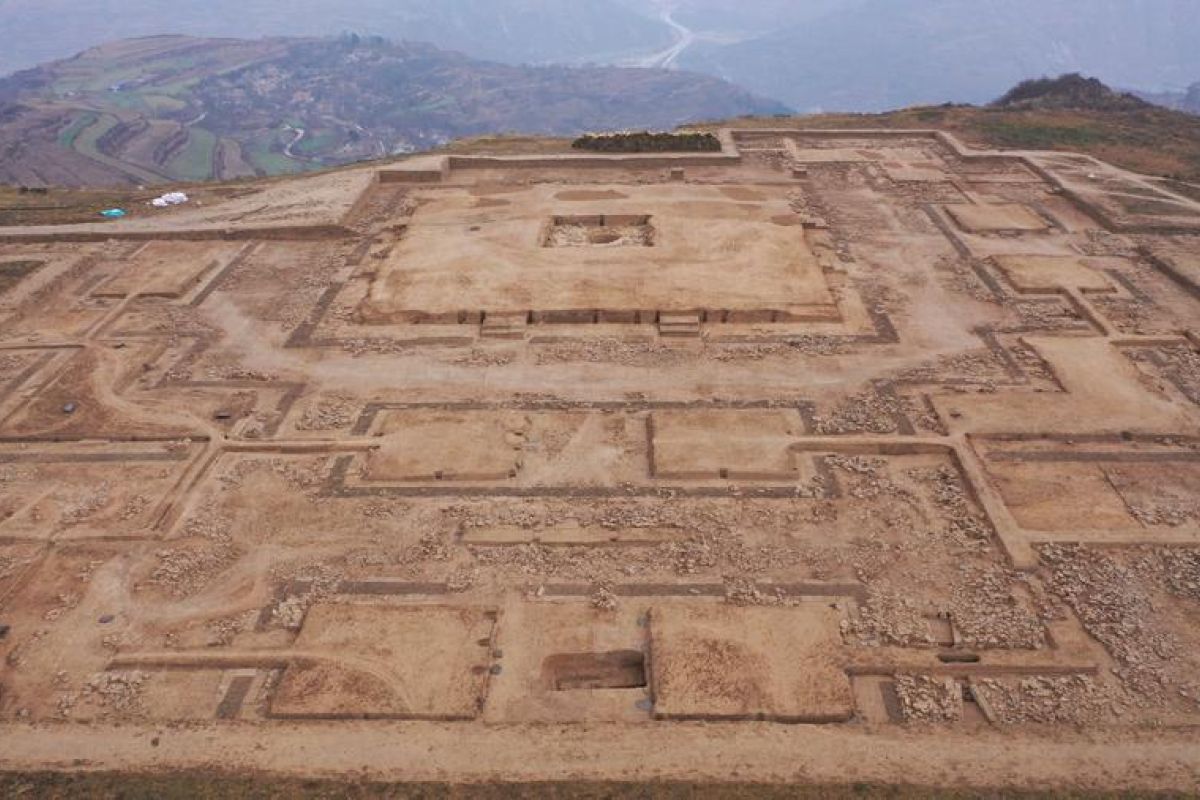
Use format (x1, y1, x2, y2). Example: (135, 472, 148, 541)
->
(359, 183, 836, 325)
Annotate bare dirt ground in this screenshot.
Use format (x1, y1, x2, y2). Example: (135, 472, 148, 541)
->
(0, 128, 1199, 794)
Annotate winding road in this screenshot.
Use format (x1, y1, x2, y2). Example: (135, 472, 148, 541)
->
(282, 125, 306, 160)
(628, 6, 695, 70)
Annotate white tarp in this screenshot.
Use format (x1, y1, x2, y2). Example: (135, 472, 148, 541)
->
(150, 191, 189, 208)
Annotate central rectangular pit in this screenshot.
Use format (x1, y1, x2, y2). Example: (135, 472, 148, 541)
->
(543, 651, 647, 691)
(542, 215, 655, 248)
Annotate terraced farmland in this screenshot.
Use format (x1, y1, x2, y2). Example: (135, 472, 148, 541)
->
(0, 34, 785, 186)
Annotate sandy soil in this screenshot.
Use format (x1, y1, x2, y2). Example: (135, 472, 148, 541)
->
(0, 128, 1198, 793)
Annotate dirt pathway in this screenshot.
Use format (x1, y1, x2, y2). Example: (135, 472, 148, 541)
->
(1, 722, 1197, 791)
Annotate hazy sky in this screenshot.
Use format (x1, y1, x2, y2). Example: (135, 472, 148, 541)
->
(2, 0, 1198, 111)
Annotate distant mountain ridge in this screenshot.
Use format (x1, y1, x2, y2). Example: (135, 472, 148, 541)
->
(675, 0, 1200, 112)
(1137, 82, 1200, 116)
(0, 0, 673, 77)
(0, 35, 787, 187)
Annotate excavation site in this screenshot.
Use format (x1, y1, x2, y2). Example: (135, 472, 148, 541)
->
(1, 128, 1199, 794)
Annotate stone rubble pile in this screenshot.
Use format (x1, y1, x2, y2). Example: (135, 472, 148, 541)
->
(895, 675, 963, 722)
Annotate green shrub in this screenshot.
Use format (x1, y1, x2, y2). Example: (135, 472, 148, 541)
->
(571, 131, 721, 153)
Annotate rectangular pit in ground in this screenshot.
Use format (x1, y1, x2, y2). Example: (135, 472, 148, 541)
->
(544, 651, 646, 690)
(542, 214, 655, 248)
(482, 602, 651, 724)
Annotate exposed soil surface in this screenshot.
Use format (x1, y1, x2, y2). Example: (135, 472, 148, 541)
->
(0, 128, 1199, 794)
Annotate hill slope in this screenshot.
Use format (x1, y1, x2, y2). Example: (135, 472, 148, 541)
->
(0, 35, 788, 187)
(0, 0, 672, 77)
(993, 74, 1153, 112)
